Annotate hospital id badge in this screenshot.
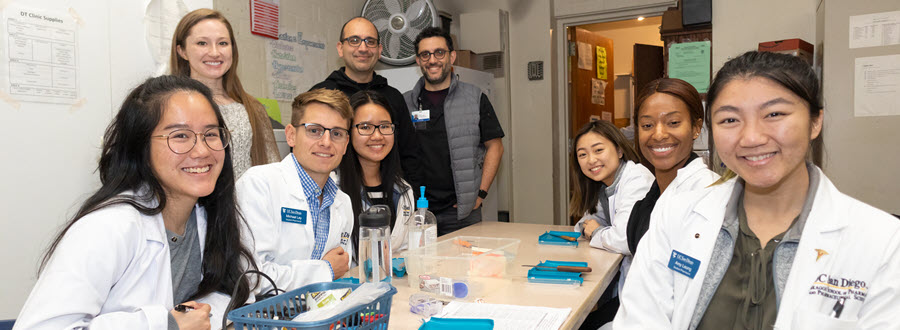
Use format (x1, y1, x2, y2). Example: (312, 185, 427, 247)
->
(281, 207, 307, 225)
(411, 110, 430, 123)
(668, 250, 700, 279)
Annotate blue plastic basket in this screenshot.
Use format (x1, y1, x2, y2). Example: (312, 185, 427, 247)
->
(228, 282, 397, 330)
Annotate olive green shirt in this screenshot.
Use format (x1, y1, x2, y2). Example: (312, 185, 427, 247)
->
(696, 197, 794, 330)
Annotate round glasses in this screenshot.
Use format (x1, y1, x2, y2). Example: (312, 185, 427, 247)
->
(354, 122, 395, 136)
(298, 123, 350, 142)
(341, 36, 379, 48)
(417, 49, 448, 61)
(152, 127, 231, 154)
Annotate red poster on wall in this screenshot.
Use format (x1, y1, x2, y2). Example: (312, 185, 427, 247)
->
(250, 0, 278, 40)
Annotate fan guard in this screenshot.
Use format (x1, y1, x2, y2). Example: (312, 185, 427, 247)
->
(362, 0, 439, 66)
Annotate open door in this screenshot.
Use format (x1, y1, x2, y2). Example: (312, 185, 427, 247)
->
(568, 27, 614, 138)
(633, 44, 664, 101)
(567, 27, 614, 224)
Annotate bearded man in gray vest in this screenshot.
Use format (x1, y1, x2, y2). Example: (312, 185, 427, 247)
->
(403, 27, 505, 235)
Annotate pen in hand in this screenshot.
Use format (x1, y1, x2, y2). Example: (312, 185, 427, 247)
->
(175, 304, 212, 318)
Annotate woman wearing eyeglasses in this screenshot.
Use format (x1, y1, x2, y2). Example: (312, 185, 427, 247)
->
(15, 76, 256, 330)
(337, 91, 415, 259)
(237, 88, 355, 294)
(171, 9, 280, 179)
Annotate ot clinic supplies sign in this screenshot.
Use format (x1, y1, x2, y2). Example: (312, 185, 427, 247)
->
(1, 4, 79, 105)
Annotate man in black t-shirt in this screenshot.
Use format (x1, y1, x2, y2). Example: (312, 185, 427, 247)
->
(403, 27, 505, 235)
(310, 17, 421, 189)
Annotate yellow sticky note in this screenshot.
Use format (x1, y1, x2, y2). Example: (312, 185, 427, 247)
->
(596, 46, 607, 80)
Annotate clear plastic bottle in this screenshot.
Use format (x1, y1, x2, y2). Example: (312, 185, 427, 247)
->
(359, 205, 392, 283)
(408, 186, 438, 250)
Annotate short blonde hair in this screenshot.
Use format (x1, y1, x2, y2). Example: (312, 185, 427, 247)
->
(291, 89, 353, 127)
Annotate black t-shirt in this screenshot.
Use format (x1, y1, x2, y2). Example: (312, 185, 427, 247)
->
(363, 183, 396, 226)
(415, 87, 505, 213)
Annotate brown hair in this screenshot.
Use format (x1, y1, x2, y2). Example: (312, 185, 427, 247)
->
(633, 78, 704, 173)
(170, 8, 278, 165)
(291, 89, 354, 128)
(568, 120, 640, 221)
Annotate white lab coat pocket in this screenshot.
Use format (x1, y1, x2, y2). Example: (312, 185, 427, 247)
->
(790, 309, 857, 330)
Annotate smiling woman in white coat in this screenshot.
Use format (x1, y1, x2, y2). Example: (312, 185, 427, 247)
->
(15, 76, 257, 330)
(615, 51, 900, 329)
(569, 119, 654, 328)
(336, 90, 415, 258)
(625, 78, 719, 257)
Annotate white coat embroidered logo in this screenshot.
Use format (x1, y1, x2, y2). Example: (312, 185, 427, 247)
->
(815, 248, 829, 262)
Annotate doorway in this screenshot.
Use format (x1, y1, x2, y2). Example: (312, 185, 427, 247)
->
(563, 16, 665, 224)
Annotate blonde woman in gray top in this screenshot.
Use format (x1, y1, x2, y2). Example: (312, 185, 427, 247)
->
(170, 8, 280, 178)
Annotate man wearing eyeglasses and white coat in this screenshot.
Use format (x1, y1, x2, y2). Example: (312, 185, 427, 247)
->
(237, 89, 355, 293)
(404, 27, 505, 236)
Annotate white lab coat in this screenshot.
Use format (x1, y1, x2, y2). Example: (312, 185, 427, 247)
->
(574, 160, 654, 292)
(237, 156, 354, 294)
(15, 200, 230, 330)
(659, 156, 720, 199)
(615, 168, 900, 329)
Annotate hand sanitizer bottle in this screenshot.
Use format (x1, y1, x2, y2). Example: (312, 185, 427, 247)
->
(408, 186, 438, 250)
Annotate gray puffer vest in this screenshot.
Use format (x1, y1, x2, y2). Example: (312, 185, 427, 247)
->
(404, 74, 484, 220)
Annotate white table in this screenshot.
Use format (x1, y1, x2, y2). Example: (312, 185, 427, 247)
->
(375, 221, 623, 329)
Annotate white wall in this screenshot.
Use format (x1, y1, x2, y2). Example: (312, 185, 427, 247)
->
(819, 0, 900, 214)
(711, 0, 818, 72)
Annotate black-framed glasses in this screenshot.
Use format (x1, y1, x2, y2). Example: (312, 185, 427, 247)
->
(354, 122, 395, 136)
(341, 36, 379, 48)
(152, 127, 231, 154)
(298, 123, 350, 142)
(417, 49, 448, 60)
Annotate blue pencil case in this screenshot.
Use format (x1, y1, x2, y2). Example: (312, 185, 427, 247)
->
(527, 260, 587, 285)
(538, 231, 579, 247)
(419, 317, 494, 330)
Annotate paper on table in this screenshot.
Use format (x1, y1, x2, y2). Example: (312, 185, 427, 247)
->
(849, 10, 900, 49)
(854, 54, 900, 117)
(439, 301, 571, 330)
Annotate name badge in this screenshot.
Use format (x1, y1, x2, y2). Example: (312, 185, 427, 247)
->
(411, 110, 430, 122)
(668, 250, 701, 279)
(281, 207, 307, 225)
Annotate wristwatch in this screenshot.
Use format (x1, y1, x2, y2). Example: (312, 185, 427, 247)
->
(478, 189, 488, 199)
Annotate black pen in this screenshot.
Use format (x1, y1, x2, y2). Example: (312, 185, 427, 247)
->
(175, 304, 212, 318)
(174, 304, 193, 312)
(829, 297, 846, 318)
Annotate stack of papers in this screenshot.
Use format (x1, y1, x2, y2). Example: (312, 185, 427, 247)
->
(439, 301, 571, 330)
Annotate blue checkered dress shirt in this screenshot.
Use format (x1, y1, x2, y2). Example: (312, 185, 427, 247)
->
(290, 154, 337, 263)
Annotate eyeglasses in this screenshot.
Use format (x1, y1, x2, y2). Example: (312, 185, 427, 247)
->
(341, 36, 379, 48)
(298, 123, 350, 142)
(152, 127, 231, 154)
(354, 122, 395, 136)
(417, 49, 448, 60)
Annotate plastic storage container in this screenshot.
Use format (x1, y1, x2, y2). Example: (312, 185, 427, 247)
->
(404, 236, 520, 299)
(228, 282, 397, 329)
